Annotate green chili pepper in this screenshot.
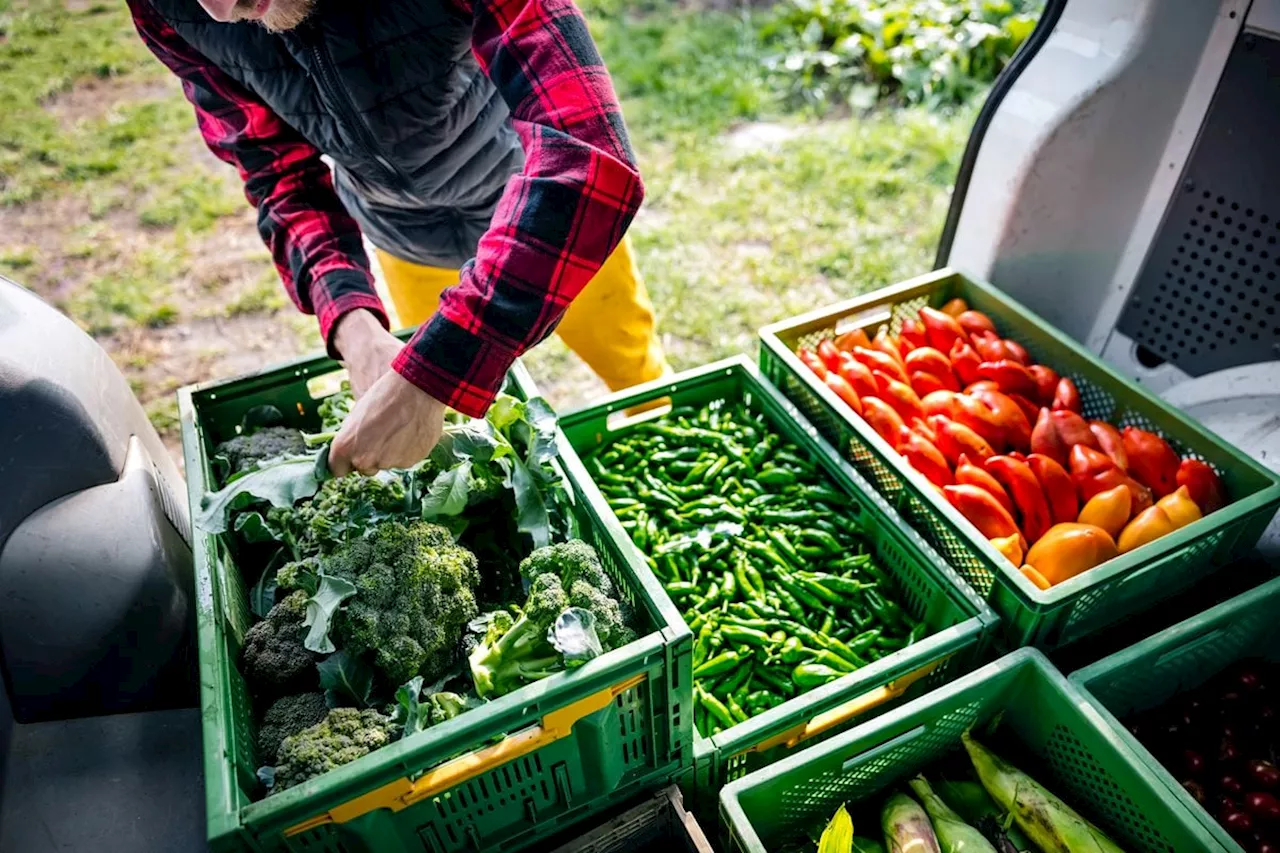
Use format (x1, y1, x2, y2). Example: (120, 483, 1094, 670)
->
(697, 686, 736, 731)
(718, 659, 755, 698)
(722, 624, 774, 649)
(666, 582, 700, 599)
(779, 637, 815, 664)
(793, 663, 844, 690)
(693, 650, 742, 679)
(726, 695, 749, 724)
(753, 666, 796, 697)
(756, 468, 797, 487)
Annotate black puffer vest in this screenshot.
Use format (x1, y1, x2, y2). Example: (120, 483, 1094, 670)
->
(149, 0, 524, 267)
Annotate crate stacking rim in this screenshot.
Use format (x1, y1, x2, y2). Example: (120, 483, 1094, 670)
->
(179, 348, 693, 853)
(758, 267, 1280, 649)
(1070, 573, 1280, 852)
(558, 356, 998, 799)
(720, 648, 1224, 853)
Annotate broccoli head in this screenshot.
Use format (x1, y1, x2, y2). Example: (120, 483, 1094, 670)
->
(519, 539, 614, 597)
(215, 426, 307, 475)
(240, 591, 318, 698)
(257, 692, 328, 765)
(568, 580, 637, 649)
(273, 707, 399, 791)
(322, 520, 480, 685)
(269, 472, 410, 558)
(468, 574, 570, 698)
(317, 384, 355, 433)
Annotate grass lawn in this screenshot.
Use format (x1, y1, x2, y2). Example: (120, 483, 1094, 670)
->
(0, 0, 975, 455)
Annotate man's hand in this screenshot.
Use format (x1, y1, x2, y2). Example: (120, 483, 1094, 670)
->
(328, 369, 446, 477)
(333, 309, 404, 398)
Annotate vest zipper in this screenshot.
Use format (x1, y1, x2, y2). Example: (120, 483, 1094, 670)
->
(306, 33, 409, 190)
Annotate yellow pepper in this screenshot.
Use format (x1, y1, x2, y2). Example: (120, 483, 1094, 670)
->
(1020, 564, 1051, 590)
(989, 533, 1024, 567)
(1076, 484, 1132, 539)
(1117, 485, 1203, 553)
(1023, 522, 1119, 587)
(1157, 485, 1203, 529)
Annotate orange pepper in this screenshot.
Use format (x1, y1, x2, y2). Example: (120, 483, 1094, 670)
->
(1076, 484, 1132, 539)
(833, 328, 871, 352)
(1122, 426, 1181, 497)
(861, 396, 907, 449)
(816, 339, 842, 372)
(1069, 445, 1153, 514)
(873, 373, 925, 422)
(1021, 564, 1052, 590)
(968, 388, 1033, 451)
(1176, 458, 1225, 514)
(940, 297, 969, 317)
(989, 533, 1024, 567)
(910, 370, 953, 398)
(986, 455, 1053, 544)
(1026, 453, 1078, 525)
(957, 309, 997, 337)
(931, 415, 996, 465)
(872, 327, 906, 367)
(1051, 376, 1082, 413)
(1030, 407, 1066, 466)
(970, 330, 1006, 363)
(1028, 364, 1059, 406)
(944, 484, 1018, 538)
(899, 317, 928, 351)
(837, 353, 879, 399)
(976, 359, 1037, 398)
(921, 390, 960, 421)
(1116, 504, 1178, 554)
(1156, 485, 1203, 529)
(1024, 522, 1119, 585)
(955, 453, 1015, 516)
(904, 346, 956, 381)
(902, 432, 954, 487)
(948, 339, 983, 386)
(823, 372, 862, 416)
(1003, 339, 1031, 366)
(1089, 421, 1128, 470)
(919, 306, 967, 354)
(852, 346, 909, 385)
(797, 347, 827, 379)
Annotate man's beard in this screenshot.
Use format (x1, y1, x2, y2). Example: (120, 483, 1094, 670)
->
(232, 0, 316, 32)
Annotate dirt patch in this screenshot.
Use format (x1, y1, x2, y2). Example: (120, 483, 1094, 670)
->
(724, 121, 803, 152)
(45, 75, 179, 128)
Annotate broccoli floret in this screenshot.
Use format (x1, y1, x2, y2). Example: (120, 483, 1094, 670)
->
(468, 574, 569, 698)
(519, 540, 614, 597)
(568, 580, 636, 649)
(240, 592, 318, 698)
(257, 692, 328, 764)
(321, 521, 480, 685)
(317, 384, 355, 433)
(269, 473, 410, 558)
(425, 692, 474, 726)
(215, 426, 307, 474)
(272, 707, 399, 791)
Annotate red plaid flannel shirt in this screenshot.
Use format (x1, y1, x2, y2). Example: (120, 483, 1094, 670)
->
(129, 0, 643, 417)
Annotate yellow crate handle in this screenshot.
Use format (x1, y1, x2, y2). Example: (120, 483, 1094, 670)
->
(746, 660, 942, 755)
(285, 674, 645, 837)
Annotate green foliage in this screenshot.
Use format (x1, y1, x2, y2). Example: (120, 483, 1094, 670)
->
(760, 0, 1040, 111)
(392, 676, 479, 738)
(272, 707, 400, 792)
(195, 451, 329, 534)
(316, 650, 376, 709)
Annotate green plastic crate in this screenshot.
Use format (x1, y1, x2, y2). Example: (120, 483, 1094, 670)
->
(558, 356, 998, 802)
(1070, 574, 1280, 852)
(720, 649, 1223, 852)
(759, 267, 1280, 650)
(178, 350, 693, 853)
(545, 786, 713, 853)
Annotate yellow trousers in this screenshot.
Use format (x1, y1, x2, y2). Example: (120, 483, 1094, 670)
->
(377, 236, 668, 393)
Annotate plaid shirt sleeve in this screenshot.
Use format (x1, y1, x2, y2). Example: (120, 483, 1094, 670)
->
(392, 0, 645, 417)
(127, 0, 389, 355)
